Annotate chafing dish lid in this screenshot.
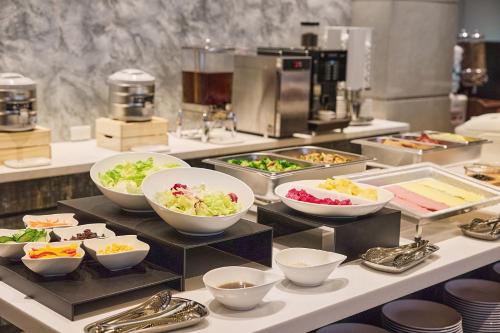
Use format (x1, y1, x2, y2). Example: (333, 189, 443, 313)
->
(108, 68, 155, 85)
(0, 73, 36, 89)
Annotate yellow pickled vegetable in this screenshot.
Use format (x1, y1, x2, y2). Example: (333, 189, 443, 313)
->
(98, 243, 134, 254)
(318, 178, 378, 201)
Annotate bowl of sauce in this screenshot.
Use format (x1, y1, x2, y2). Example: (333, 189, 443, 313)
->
(203, 266, 282, 310)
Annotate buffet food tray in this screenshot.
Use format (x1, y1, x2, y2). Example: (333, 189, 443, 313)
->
(351, 134, 485, 166)
(58, 196, 273, 290)
(348, 163, 500, 223)
(0, 258, 181, 320)
(204, 150, 369, 202)
(265, 146, 372, 166)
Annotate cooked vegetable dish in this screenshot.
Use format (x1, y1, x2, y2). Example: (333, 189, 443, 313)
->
(227, 157, 303, 172)
(299, 152, 351, 164)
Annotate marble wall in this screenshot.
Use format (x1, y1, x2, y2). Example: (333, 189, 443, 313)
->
(0, 0, 350, 141)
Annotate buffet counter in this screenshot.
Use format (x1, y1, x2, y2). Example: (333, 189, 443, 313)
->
(0, 207, 498, 333)
(0, 119, 408, 184)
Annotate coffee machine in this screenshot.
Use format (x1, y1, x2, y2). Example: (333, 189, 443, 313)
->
(231, 53, 312, 138)
(177, 41, 236, 143)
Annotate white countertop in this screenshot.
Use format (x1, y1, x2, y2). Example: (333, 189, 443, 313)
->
(0, 206, 499, 333)
(0, 119, 409, 183)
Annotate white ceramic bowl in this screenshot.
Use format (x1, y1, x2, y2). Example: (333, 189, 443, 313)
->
(21, 241, 84, 276)
(142, 168, 254, 236)
(0, 229, 51, 259)
(274, 180, 394, 217)
(90, 152, 190, 212)
(23, 213, 79, 229)
(52, 223, 116, 242)
(203, 266, 282, 311)
(83, 235, 149, 271)
(275, 248, 346, 286)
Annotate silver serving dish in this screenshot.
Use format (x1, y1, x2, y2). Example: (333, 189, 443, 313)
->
(203, 150, 369, 202)
(459, 217, 500, 241)
(352, 133, 487, 166)
(266, 146, 372, 167)
(361, 244, 439, 273)
(348, 163, 500, 223)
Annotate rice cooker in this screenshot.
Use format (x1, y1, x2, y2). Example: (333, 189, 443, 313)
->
(0, 73, 37, 132)
(455, 113, 500, 163)
(108, 69, 155, 122)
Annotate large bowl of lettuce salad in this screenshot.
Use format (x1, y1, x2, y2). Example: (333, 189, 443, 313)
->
(90, 152, 190, 212)
(142, 168, 254, 236)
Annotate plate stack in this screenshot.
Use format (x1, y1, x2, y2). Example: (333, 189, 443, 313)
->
(443, 279, 500, 333)
(317, 323, 390, 333)
(382, 299, 463, 333)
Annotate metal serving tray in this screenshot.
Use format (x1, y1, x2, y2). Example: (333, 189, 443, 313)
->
(361, 244, 439, 273)
(347, 163, 500, 223)
(352, 135, 484, 166)
(203, 151, 368, 202)
(266, 146, 372, 167)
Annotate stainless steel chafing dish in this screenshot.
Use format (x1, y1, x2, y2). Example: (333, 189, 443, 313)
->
(265, 146, 372, 167)
(203, 148, 371, 202)
(351, 132, 488, 166)
(347, 163, 500, 224)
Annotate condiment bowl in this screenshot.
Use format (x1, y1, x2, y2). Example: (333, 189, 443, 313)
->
(52, 223, 116, 243)
(21, 241, 84, 277)
(275, 248, 346, 286)
(23, 213, 79, 229)
(142, 168, 254, 236)
(275, 180, 393, 217)
(90, 152, 190, 212)
(0, 229, 51, 259)
(203, 266, 282, 310)
(83, 235, 149, 271)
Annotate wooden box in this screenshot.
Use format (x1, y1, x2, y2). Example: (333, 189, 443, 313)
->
(96, 117, 168, 151)
(0, 127, 52, 163)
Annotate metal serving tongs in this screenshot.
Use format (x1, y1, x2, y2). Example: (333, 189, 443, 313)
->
(85, 290, 171, 333)
(361, 240, 429, 265)
(97, 299, 207, 333)
(461, 216, 500, 235)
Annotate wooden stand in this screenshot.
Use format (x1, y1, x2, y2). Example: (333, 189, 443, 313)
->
(96, 117, 168, 151)
(0, 127, 51, 163)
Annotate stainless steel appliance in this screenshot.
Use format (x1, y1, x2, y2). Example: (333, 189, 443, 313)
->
(0, 73, 37, 132)
(108, 69, 155, 122)
(177, 43, 236, 143)
(232, 53, 311, 137)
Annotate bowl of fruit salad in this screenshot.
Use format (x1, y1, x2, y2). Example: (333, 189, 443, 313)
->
(90, 152, 190, 212)
(274, 178, 393, 217)
(142, 168, 254, 236)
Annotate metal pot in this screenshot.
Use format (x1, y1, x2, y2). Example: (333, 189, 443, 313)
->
(108, 69, 155, 122)
(0, 73, 37, 132)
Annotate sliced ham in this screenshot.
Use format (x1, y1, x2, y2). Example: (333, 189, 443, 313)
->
(386, 185, 449, 212)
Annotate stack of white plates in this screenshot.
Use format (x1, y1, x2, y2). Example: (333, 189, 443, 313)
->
(444, 279, 500, 333)
(317, 323, 390, 333)
(382, 299, 463, 333)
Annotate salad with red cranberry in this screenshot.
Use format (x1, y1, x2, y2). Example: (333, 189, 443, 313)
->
(155, 183, 241, 216)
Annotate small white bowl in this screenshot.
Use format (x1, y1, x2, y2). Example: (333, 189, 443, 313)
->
(142, 168, 254, 236)
(275, 180, 394, 217)
(90, 152, 190, 212)
(203, 266, 282, 311)
(0, 229, 51, 259)
(52, 223, 116, 242)
(275, 248, 346, 286)
(83, 235, 149, 271)
(21, 241, 84, 277)
(23, 213, 79, 229)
